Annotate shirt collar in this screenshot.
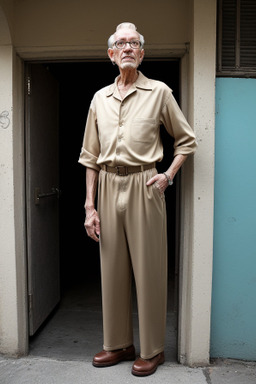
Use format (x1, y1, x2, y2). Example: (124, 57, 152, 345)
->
(106, 71, 153, 97)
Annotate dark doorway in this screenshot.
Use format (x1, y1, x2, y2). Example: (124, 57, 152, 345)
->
(29, 60, 180, 362)
(51, 60, 179, 288)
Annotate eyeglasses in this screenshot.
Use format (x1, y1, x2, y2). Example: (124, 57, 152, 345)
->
(113, 40, 142, 50)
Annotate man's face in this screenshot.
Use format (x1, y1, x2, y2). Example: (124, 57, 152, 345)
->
(108, 28, 144, 70)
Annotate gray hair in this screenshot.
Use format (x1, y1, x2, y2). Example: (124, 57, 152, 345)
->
(108, 22, 145, 49)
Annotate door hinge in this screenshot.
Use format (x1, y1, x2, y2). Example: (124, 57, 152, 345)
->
(28, 293, 33, 311)
(27, 76, 31, 96)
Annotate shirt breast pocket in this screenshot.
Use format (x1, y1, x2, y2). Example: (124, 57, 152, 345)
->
(131, 118, 157, 143)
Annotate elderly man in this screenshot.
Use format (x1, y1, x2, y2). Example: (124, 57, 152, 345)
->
(78, 22, 197, 377)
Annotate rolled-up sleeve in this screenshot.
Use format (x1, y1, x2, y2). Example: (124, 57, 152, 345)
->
(78, 100, 101, 172)
(161, 91, 197, 157)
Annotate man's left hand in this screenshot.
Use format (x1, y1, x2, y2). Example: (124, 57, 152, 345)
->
(146, 173, 169, 194)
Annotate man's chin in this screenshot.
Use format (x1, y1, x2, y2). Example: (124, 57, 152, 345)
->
(120, 62, 137, 69)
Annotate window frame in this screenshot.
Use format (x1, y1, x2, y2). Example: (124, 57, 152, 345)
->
(217, 0, 256, 78)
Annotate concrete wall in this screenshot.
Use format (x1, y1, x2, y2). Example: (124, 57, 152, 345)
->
(13, 0, 189, 48)
(178, 0, 216, 366)
(0, 2, 27, 353)
(211, 78, 256, 360)
(0, 44, 27, 355)
(11, 0, 190, 59)
(0, 45, 17, 354)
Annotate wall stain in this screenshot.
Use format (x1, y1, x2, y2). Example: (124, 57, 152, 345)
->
(0, 111, 10, 129)
(203, 367, 212, 384)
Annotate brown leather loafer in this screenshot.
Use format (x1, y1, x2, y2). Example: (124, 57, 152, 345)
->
(131, 351, 165, 376)
(93, 345, 136, 367)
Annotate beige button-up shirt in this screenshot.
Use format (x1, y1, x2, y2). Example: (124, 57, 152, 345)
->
(78, 72, 197, 171)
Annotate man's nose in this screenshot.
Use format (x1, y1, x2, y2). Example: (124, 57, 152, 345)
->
(123, 43, 132, 51)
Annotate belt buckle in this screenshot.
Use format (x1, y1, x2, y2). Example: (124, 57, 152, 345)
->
(116, 166, 128, 176)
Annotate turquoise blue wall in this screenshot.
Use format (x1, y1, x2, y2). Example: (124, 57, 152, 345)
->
(211, 78, 256, 360)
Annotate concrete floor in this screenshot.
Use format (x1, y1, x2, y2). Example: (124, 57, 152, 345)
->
(3, 356, 256, 384)
(1, 278, 256, 383)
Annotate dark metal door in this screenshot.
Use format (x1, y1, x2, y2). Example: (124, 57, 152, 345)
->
(25, 64, 60, 335)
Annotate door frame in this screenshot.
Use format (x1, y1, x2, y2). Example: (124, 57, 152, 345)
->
(21, 52, 197, 360)
(24, 56, 183, 336)
(21, 52, 210, 364)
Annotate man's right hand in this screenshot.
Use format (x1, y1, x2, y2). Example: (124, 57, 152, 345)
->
(84, 208, 101, 242)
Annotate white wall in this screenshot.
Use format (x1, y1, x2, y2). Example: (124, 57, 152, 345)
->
(0, 45, 20, 355)
(0, 2, 27, 356)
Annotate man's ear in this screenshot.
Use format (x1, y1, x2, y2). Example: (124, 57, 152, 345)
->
(140, 49, 145, 63)
(107, 48, 115, 63)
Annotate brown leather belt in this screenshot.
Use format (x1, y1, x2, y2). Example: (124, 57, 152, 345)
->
(101, 163, 155, 176)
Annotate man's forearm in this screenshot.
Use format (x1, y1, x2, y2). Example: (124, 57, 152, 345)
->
(85, 168, 99, 210)
(165, 154, 187, 181)
(83, 168, 101, 242)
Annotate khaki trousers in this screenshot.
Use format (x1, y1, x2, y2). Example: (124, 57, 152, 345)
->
(98, 168, 167, 359)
